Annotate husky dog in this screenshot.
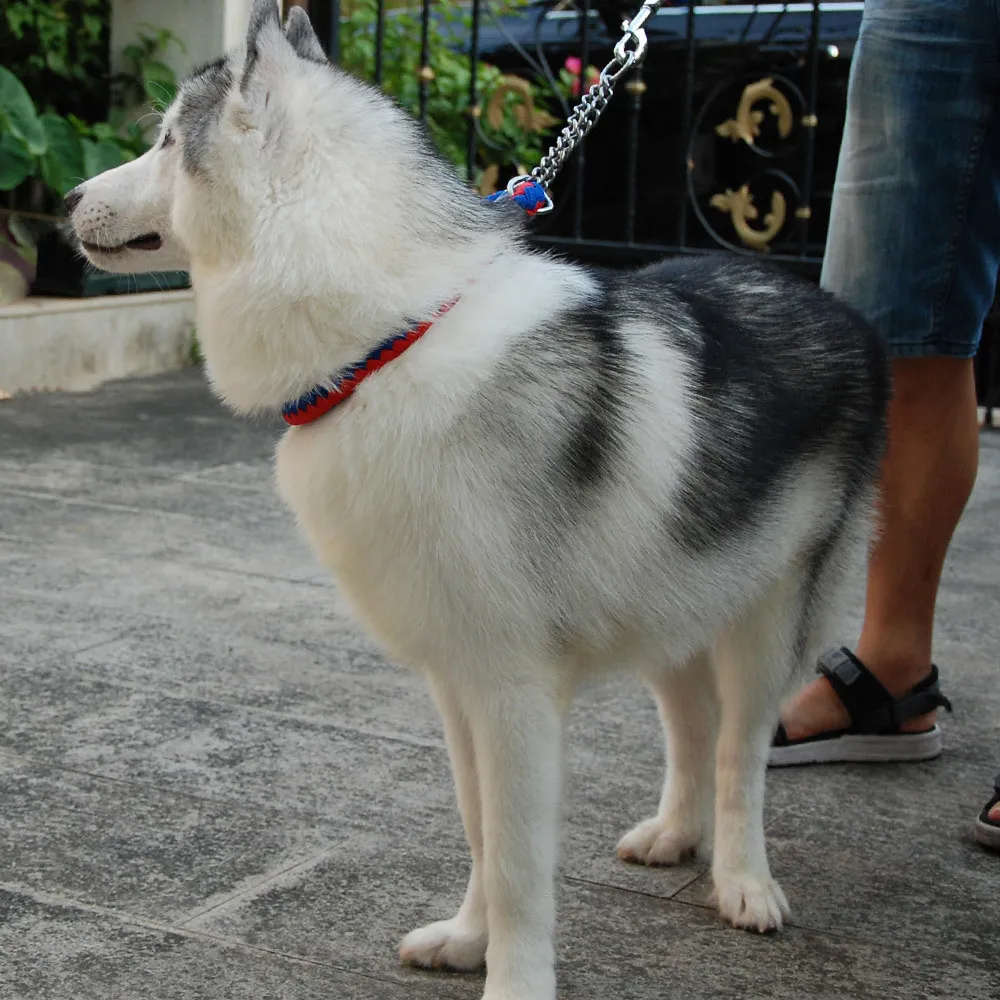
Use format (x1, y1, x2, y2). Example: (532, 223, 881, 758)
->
(68, 2, 889, 996)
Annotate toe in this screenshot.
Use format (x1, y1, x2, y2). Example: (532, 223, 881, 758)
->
(616, 817, 661, 862)
(617, 816, 702, 866)
(715, 874, 790, 933)
(646, 830, 699, 866)
(399, 919, 487, 972)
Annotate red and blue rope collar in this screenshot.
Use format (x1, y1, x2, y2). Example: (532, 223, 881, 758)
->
(281, 178, 550, 427)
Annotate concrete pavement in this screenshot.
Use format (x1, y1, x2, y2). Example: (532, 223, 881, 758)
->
(1, 368, 998, 999)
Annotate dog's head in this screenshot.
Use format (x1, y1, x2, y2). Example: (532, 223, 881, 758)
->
(69, 1, 487, 281)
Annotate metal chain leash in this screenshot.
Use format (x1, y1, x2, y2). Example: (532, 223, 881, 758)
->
(531, 78, 617, 191)
(503, 0, 663, 213)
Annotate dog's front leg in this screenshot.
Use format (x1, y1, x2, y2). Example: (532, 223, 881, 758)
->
(468, 677, 562, 1000)
(400, 676, 489, 970)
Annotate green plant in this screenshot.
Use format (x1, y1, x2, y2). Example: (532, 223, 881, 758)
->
(113, 24, 186, 113)
(340, 0, 560, 189)
(1, 0, 111, 124)
(188, 329, 204, 367)
(0, 23, 180, 211)
(0, 66, 137, 199)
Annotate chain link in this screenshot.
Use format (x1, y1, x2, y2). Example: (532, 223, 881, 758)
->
(529, 0, 662, 197)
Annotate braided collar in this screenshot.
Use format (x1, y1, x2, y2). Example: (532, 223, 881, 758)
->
(280, 297, 457, 426)
(280, 177, 549, 427)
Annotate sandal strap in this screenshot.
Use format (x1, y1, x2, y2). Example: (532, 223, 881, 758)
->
(894, 665, 953, 727)
(817, 647, 953, 735)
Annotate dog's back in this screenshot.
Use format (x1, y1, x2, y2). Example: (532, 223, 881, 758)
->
(630, 254, 889, 550)
(405, 252, 890, 671)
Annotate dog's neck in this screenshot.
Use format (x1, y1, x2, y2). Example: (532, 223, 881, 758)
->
(190, 231, 516, 416)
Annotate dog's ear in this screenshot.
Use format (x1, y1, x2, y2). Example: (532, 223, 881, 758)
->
(247, 0, 280, 46)
(242, 0, 283, 90)
(285, 6, 327, 62)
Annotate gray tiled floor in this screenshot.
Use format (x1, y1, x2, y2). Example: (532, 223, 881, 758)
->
(1, 369, 998, 999)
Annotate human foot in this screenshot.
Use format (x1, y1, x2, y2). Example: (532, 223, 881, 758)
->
(973, 775, 1000, 851)
(768, 647, 952, 766)
(779, 672, 936, 743)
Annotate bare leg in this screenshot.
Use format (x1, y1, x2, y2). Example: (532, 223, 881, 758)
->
(400, 676, 489, 971)
(781, 357, 979, 739)
(618, 651, 718, 865)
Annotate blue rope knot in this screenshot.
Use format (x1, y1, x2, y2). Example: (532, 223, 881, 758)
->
(486, 176, 553, 217)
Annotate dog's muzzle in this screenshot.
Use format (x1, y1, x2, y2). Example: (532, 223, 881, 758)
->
(65, 183, 164, 257)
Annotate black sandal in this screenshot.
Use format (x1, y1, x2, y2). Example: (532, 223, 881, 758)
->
(973, 775, 1000, 852)
(768, 647, 953, 767)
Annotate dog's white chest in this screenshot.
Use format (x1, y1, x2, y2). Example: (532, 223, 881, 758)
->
(273, 413, 517, 667)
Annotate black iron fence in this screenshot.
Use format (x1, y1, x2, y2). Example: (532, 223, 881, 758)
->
(481, 1, 861, 271)
(307, 1, 860, 268)
(305, 0, 999, 419)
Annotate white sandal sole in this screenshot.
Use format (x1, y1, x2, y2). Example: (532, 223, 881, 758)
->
(768, 725, 943, 767)
(973, 817, 1000, 851)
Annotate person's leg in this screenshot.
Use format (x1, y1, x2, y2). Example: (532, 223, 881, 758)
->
(780, 357, 979, 742)
(775, 0, 1000, 752)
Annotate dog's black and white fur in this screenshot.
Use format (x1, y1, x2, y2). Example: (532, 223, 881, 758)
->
(68, 3, 889, 997)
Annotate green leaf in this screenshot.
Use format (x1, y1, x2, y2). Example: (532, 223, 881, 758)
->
(0, 66, 47, 156)
(82, 13, 104, 40)
(45, 49, 70, 77)
(142, 60, 178, 105)
(88, 121, 119, 142)
(0, 131, 34, 190)
(82, 137, 128, 178)
(39, 111, 84, 196)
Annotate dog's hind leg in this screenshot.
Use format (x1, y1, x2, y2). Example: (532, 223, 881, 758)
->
(399, 675, 489, 971)
(710, 575, 798, 933)
(617, 650, 718, 866)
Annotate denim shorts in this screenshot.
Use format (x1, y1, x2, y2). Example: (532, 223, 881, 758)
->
(821, 0, 1000, 358)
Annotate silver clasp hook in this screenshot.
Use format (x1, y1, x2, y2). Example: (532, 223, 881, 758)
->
(612, 0, 660, 68)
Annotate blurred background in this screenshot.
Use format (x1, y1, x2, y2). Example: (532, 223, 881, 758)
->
(0, 1, 996, 414)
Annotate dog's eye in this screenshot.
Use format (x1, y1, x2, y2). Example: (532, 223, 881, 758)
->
(161, 129, 175, 148)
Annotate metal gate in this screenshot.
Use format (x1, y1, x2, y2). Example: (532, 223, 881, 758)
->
(305, 0, 861, 273)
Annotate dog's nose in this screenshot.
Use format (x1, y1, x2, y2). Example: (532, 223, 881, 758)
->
(64, 185, 84, 214)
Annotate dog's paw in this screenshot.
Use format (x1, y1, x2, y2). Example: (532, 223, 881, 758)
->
(399, 917, 488, 972)
(712, 870, 790, 933)
(617, 815, 704, 866)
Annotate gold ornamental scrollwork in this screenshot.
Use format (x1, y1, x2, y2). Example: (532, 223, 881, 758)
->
(715, 77, 794, 146)
(478, 75, 560, 196)
(485, 75, 560, 133)
(710, 186, 787, 251)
